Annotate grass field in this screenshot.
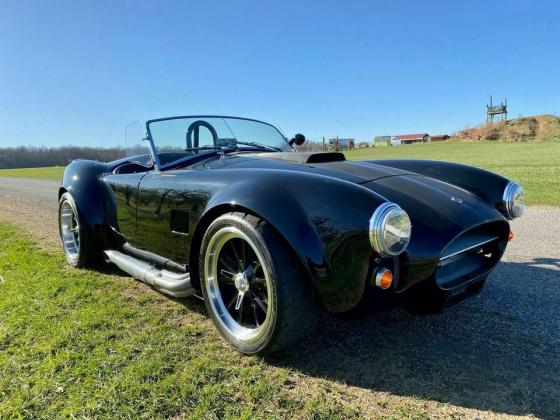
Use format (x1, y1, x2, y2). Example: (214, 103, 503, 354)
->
(0, 223, 358, 418)
(1, 140, 558, 205)
(8, 222, 551, 418)
(0, 166, 64, 180)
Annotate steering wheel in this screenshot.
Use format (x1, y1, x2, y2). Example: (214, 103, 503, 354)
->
(186, 120, 219, 151)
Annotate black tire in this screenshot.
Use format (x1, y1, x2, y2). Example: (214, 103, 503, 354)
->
(199, 212, 320, 355)
(58, 192, 100, 268)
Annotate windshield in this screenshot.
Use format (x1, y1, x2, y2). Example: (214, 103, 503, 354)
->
(146, 116, 291, 167)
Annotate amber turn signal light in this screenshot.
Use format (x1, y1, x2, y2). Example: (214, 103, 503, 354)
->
(508, 230, 514, 241)
(375, 268, 393, 289)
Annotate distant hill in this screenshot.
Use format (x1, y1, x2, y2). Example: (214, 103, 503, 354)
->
(456, 114, 560, 141)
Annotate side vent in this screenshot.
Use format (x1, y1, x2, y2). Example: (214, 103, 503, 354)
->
(170, 210, 190, 236)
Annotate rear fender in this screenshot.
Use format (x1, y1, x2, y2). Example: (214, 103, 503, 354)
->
(60, 160, 115, 247)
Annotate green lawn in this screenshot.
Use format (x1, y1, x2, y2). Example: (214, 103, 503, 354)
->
(0, 223, 357, 418)
(344, 140, 560, 206)
(1, 140, 558, 205)
(0, 166, 64, 180)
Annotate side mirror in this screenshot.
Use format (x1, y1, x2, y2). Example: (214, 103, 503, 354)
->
(289, 133, 306, 147)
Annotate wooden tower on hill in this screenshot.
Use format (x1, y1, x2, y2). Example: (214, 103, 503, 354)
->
(487, 95, 508, 122)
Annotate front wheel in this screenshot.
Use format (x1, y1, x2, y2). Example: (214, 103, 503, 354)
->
(199, 212, 320, 355)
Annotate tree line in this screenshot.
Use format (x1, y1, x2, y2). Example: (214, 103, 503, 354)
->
(0, 142, 337, 170)
(0, 146, 128, 169)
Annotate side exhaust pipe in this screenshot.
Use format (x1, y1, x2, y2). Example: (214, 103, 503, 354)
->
(104, 250, 194, 298)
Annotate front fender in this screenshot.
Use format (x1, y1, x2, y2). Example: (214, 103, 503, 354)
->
(200, 169, 387, 312)
(372, 159, 511, 213)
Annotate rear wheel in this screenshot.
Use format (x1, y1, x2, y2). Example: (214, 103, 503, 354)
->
(199, 212, 320, 355)
(58, 192, 100, 267)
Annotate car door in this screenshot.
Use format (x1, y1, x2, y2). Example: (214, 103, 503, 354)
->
(133, 170, 199, 266)
(103, 172, 148, 240)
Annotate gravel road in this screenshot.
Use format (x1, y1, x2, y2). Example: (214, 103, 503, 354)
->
(0, 177, 60, 247)
(1, 176, 559, 418)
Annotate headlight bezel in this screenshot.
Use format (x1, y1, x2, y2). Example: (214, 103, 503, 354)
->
(502, 181, 525, 220)
(369, 202, 412, 257)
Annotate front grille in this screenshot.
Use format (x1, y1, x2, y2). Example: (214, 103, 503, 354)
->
(436, 224, 507, 290)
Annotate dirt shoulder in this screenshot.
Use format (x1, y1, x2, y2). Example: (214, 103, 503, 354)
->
(0, 177, 59, 249)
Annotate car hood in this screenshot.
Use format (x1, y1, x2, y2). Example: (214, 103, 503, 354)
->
(205, 152, 505, 229)
(203, 152, 413, 183)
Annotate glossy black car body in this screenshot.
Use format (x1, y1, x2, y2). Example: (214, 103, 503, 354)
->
(60, 117, 516, 316)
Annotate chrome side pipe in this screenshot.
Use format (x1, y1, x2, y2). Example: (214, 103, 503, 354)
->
(104, 250, 194, 298)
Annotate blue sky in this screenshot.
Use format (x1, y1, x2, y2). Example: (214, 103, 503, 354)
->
(1, 0, 559, 147)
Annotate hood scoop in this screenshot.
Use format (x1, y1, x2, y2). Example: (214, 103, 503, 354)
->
(255, 152, 346, 164)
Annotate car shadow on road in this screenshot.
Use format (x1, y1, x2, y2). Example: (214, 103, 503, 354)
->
(268, 259, 560, 419)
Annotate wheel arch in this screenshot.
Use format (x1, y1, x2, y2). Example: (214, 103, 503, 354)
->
(188, 203, 315, 293)
(58, 187, 68, 199)
(60, 159, 115, 249)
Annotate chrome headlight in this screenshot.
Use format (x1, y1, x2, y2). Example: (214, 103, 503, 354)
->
(369, 202, 412, 257)
(502, 181, 525, 219)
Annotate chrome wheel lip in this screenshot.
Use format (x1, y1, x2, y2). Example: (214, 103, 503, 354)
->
(59, 200, 80, 262)
(204, 226, 272, 344)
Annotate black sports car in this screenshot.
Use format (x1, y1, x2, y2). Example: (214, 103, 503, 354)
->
(58, 116, 525, 354)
